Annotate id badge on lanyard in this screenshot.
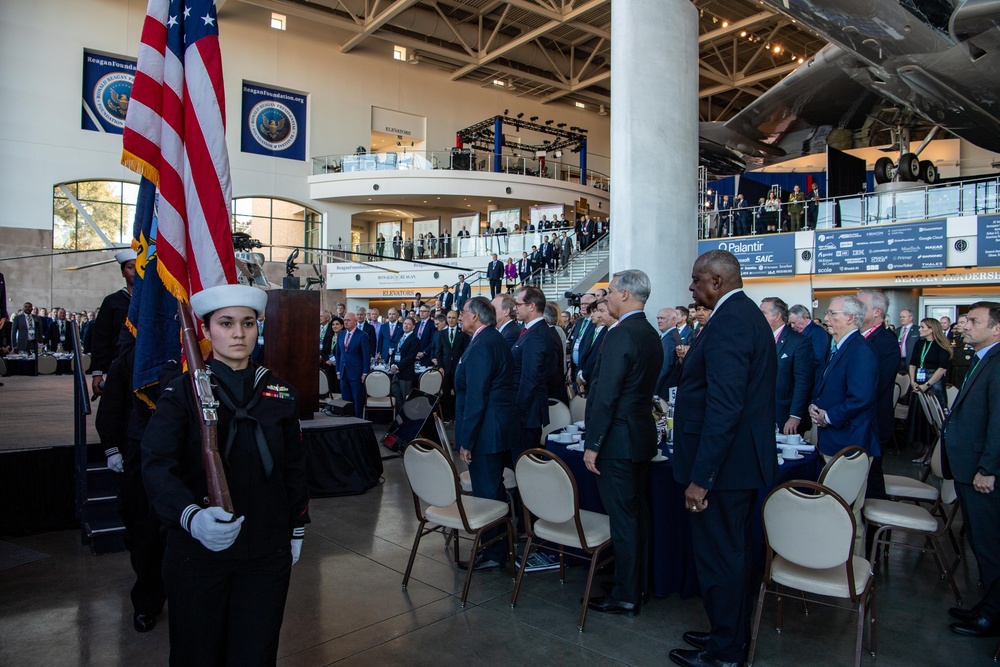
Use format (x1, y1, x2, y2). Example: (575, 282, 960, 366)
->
(916, 367, 928, 383)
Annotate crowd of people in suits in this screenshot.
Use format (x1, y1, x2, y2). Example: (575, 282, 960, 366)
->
(708, 182, 823, 237)
(2, 304, 98, 355)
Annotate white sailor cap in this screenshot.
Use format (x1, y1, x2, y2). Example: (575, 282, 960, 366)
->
(115, 249, 138, 264)
(190, 284, 268, 320)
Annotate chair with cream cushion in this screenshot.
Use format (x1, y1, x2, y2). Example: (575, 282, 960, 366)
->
(417, 367, 444, 396)
(363, 370, 394, 419)
(864, 434, 962, 603)
(818, 446, 871, 557)
(510, 448, 613, 631)
(750, 480, 876, 667)
(542, 399, 572, 439)
(318, 369, 329, 399)
(438, 414, 517, 497)
(569, 394, 587, 424)
(401, 438, 514, 606)
(37, 355, 57, 375)
(883, 395, 939, 504)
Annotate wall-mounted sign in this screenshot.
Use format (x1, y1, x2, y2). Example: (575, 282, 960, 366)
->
(978, 215, 1000, 268)
(371, 107, 425, 141)
(698, 235, 796, 277)
(814, 220, 946, 274)
(241, 82, 307, 161)
(82, 50, 136, 134)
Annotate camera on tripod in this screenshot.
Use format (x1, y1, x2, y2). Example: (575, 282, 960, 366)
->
(564, 291, 585, 309)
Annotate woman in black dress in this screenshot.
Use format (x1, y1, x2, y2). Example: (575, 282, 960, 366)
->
(142, 284, 309, 666)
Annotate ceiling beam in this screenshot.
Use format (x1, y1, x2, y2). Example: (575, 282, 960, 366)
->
(538, 68, 609, 103)
(698, 12, 775, 45)
(340, 0, 421, 53)
(450, 0, 608, 81)
(698, 61, 799, 98)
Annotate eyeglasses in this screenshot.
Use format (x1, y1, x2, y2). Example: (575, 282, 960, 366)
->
(825, 310, 843, 316)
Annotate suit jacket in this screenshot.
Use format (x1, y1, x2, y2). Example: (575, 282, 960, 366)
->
(867, 324, 903, 445)
(12, 312, 38, 352)
(540, 242, 553, 262)
(454, 282, 471, 311)
(378, 320, 403, 360)
(498, 320, 521, 349)
(320, 323, 335, 361)
(773, 325, 815, 429)
(546, 325, 569, 405)
(654, 328, 682, 398)
(337, 327, 371, 381)
(943, 344, 1000, 483)
(415, 318, 436, 355)
(800, 320, 832, 371)
(455, 327, 518, 454)
(584, 313, 662, 461)
(673, 291, 777, 491)
(46, 319, 75, 352)
(434, 326, 469, 378)
(392, 332, 420, 382)
(439, 291, 455, 313)
(487, 260, 504, 282)
(577, 326, 606, 385)
(812, 331, 880, 456)
(568, 317, 595, 374)
(897, 323, 919, 372)
(356, 320, 377, 355)
(676, 324, 693, 345)
(512, 320, 554, 428)
(517, 257, 531, 276)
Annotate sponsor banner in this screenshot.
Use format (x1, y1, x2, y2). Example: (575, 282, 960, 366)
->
(241, 81, 307, 160)
(814, 220, 946, 274)
(82, 50, 137, 134)
(698, 235, 796, 277)
(978, 215, 1000, 267)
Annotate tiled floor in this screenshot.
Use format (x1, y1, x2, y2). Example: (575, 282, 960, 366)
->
(0, 440, 995, 666)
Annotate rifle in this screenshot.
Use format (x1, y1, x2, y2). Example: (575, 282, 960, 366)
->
(178, 302, 234, 513)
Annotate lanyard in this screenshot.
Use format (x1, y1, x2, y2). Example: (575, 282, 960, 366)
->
(919, 340, 932, 368)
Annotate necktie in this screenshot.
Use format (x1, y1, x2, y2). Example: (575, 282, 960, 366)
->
(419, 321, 425, 336)
(591, 327, 599, 345)
(899, 326, 908, 355)
(449, 328, 455, 345)
(519, 326, 529, 338)
(963, 355, 982, 390)
(344, 330, 352, 350)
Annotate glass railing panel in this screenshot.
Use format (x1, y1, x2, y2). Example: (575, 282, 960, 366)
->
(893, 188, 927, 223)
(928, 184, 960, 219)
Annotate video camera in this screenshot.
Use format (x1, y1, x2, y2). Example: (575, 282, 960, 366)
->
(564, 291, 585, 309)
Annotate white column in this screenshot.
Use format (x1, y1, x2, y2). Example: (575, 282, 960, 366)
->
(610, 0, 699, 309)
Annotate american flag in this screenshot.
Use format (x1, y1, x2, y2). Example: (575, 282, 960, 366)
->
(121, 0, 237, 302)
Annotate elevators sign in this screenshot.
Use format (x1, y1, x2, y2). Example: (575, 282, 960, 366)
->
(241, 82, 307, 161)
(82, 50, 136, 134)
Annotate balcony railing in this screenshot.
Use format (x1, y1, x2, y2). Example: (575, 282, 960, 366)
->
(311, 150, 610, 192)
(700, 175, 1000, 239)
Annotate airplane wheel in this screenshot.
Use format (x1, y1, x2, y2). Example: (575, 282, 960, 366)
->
(898, 153, 920, 181)
(874, 157, 894, 184)
(919, 160, 938, 184)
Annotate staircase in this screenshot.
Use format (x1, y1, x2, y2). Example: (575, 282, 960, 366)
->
(541, 235, 609, 305)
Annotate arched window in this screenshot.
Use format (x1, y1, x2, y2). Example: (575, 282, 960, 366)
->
(231, 197, 322, 262)
(52, 180, 138, 249)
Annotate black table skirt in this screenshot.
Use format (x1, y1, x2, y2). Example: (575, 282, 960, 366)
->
(544, 439, 822, 600)
(3, 358, 37, 376)
(302, 417, 383, 497)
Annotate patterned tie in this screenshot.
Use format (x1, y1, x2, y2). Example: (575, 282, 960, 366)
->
(449, 327, 455, 345)
(344, 330, 352, 350)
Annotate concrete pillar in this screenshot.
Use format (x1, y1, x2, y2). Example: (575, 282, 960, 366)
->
(610, 0, 699, 309)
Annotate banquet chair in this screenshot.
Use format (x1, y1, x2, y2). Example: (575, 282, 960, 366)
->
(0, 356, 6, 376)
(511, 448, 613, 631)
(542, 400, 572, 439)
(569, 394, 587, 424)
(750, 480, 876, 667)
(71, 353, 91, 374)
(37, 355, 57, 375)
(883, 395, 939, 505)
(818, 446, 871, 557)
(863, 437, 962, 604)
(417, 368, 444, 396)
(401, 438, 515, 606)
(363, 370, 394, 420)
(893, 375, 911, 422)
(440, 415, 517, 499)
(318, 369, 330, 399)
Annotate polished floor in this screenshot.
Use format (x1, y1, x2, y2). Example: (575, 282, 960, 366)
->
(0, 434, 996, 666)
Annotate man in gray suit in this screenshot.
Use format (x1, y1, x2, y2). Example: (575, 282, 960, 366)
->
(655, 307, 682, 399)
(12, 301, 39, 354)
(897, 308, 919, 374)
(943, 302, 1000, 635)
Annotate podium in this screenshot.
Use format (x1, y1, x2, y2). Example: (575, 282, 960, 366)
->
(263, 289, 319, 419)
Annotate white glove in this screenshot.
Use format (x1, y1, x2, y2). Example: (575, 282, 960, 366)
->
(187, 506, 244, 552)
(106, 453, 124, 473)
(291, 539, 302, 566)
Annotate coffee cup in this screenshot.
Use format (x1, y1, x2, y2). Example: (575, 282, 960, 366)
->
(781, 445, 798, 459)
(564, 425, 579, 435)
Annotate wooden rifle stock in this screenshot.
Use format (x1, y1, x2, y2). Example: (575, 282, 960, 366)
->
(179, 302, 234, 513)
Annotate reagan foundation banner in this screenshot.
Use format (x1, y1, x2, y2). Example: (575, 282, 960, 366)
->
(82, 50, 137, 134)
(241, 81, 307, 161)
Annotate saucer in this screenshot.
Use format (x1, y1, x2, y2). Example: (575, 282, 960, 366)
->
(650, 454, 667, 462)
(782, 452, 803, 461)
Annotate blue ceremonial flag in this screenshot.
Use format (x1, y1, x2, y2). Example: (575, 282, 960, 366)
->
(126, 176, 180, 405)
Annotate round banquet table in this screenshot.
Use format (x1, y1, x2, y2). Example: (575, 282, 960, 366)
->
(544, 434, 822, 599)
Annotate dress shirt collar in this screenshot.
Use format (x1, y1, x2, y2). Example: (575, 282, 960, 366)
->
(661, 325, 677, 339)
(976, 341, 1000, 360)
(708, 288, 743, 320)
(773, 324, 785, 342)
(836, 328, 858, 350)
(523, 316, 545, 330)
(499, 319, 514, 333)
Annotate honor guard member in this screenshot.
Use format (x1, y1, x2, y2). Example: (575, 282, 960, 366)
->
(91, 249, 137, 397)
(142, 284, 310, 666)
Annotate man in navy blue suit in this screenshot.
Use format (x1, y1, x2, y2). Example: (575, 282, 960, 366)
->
(414, 304, 436, 362)
(389, 316, 419, 416)
(857, 289, 901, 499)
(808, 296, 880, 459)
(456, 297, 516, 570)
(453, 274, 471, 312)
(575, 300, 608, 392)
(760, 297, 815, 435)
(568, 293, 597, 392)
(378, 307, 403, 362)
(655, 307, 683, 399)
(789, 304, 831, 372)
(670, 250, 776, 667)
(511, 286, 554, 461)
(675, 306, 693, 345)
(337, 312, 371, 418)
(486, 254, 504, 298)
(492, 294, 521, 348)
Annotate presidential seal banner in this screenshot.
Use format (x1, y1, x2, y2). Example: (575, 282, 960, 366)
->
(82, 50, 137, 134)
(241, 81, 307, 161)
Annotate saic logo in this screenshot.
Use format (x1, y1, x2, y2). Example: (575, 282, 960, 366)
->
(249, 101, 298, 151)
(94, 72, 134, 128)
